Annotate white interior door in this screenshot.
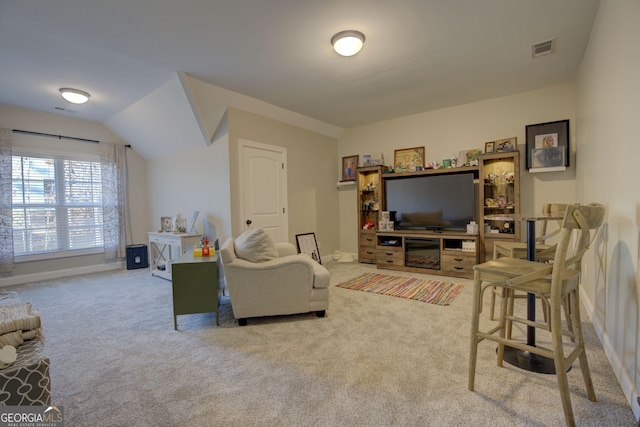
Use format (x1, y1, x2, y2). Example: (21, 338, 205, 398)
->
(240, 140, 288, 242)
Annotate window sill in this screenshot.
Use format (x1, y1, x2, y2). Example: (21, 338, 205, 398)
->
(15, 248, 104, 263)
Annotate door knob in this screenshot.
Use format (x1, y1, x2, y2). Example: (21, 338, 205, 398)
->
(246, 219, 252, 226)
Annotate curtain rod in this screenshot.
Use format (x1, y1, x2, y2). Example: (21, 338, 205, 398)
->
(12, 129, 100, 144)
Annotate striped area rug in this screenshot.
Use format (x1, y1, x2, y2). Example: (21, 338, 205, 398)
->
(336, 272, 463, 306)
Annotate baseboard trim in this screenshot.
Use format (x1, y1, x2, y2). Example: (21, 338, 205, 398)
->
(581, 288, 639, 420)
(0, 261, 126, 287)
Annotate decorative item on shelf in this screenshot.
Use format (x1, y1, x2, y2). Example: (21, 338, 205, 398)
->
(193, 236, 213, 256)
(498, 195, 507, 208)
(363, 221, 375, 230)
(394, 146, 425, 172)
(362, 199, 376, 211)
(450, 156, 457, 168)
(363, 181, 376, 192)
(459, 149, 481, 166)
(379, 220, 394, 231)
(495, 137, 517, 152)
(462, 241, 476, 252)
(362, 154, 372, 166)
(161, 216, 172, 232)
(484, 141, 495, 154)
(426, 161, 437, 169)
(201, 236, 210, 256)
(189, 211, 199, 234)
(172, 214, 187, 233)
(442, 159, 452, 168)
(466, 221, 479, 235)
(504, 171, 515, 183)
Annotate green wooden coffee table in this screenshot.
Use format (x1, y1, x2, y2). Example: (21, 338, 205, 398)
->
(170, 252, 223, 330)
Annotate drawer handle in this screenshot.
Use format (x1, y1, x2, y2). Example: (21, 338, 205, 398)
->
(366, 238, 374, 242)
(454, 266, 463, 270)
(454, 258, 464, 262)
(386, 260, 394, 263)
(385, 252, 394, 256)
(366, 251, 374, 255)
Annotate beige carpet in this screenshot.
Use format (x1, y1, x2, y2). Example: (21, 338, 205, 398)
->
(5, 262, 635, 426)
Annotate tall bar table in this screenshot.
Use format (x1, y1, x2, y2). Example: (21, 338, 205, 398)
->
(485, 212, 564, 374)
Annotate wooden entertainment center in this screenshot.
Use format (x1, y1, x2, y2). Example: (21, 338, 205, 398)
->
(356, 151, 520, 279)
(376, 230, 478, 279)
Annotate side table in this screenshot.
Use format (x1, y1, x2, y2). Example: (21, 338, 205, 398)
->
(170, 252, 224, 330)
(148, 232, 202, 280)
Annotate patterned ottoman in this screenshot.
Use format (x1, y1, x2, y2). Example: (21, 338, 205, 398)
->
(0, 339, 50, 405)
(0, 292, 50, 406)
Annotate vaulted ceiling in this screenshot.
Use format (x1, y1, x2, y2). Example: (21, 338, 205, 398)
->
(0, 1, 600, 159)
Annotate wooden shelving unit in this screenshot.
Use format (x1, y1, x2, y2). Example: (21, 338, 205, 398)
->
(356, 166, 385, 264)
(478, 151, 521, 262)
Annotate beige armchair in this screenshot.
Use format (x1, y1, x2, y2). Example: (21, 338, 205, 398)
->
(219, 228, 330, 326)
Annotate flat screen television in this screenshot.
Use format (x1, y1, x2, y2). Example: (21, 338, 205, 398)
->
(385, 172, 475, 231)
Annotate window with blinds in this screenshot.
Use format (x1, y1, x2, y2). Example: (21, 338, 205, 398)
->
(12, 154, 104, 259)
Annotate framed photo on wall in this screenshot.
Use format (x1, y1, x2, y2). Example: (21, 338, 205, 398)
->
(341, 155, 358, 181)
(526, 120, 570, 171)
(296, 232, 321, 264)
(393, 146, 425, 172)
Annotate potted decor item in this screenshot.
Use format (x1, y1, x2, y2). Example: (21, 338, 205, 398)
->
(172, 214, 187, 233)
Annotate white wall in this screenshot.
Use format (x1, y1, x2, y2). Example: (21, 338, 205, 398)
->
(0, 105, 150, 283)
(576, 0, 640, 417)
(337, 84, 577, 253)
(146, 135, 232, 245)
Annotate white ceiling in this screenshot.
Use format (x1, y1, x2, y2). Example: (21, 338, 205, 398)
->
(0, 1, 600, 135)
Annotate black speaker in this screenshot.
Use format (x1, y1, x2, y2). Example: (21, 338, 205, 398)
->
(126, 244, 149, 270)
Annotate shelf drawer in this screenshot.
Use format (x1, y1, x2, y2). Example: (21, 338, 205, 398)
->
(441, 252, 477, 267)
(359, 232, 376, 247)
(440, 263, 474, 276)
(441, 252, 476, 277)
(377, 249, 403, 267)
(359, 248, 377, 263)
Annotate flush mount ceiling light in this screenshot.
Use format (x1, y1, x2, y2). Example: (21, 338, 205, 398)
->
(59, 88, 91, 104)
(331, 30, 365, 57)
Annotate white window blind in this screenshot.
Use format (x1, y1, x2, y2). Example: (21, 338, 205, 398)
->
(12, 154, 104, 258)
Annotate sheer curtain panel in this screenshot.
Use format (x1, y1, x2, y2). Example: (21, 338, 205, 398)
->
(0, 128, 14, 272)
(100, 143, 127, 260)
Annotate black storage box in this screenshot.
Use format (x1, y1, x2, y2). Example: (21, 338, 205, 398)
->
(126, 244, 149, 270)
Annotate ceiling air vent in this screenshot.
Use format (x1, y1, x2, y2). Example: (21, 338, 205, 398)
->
(54, 106, 75, 113)
(532, 38, 556, 58)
